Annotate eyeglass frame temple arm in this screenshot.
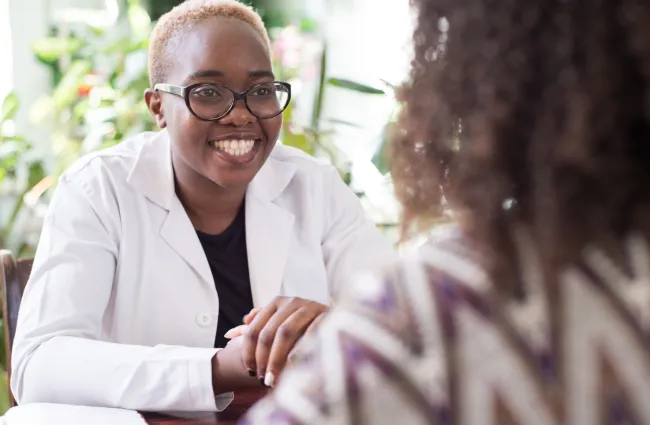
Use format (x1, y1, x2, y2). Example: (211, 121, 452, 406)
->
(153, 83, 185, 97)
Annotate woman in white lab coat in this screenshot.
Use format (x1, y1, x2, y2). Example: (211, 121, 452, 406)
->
(10, 0, 395, 412)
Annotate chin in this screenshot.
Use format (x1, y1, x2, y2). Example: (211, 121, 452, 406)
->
(209, 172, 257, 190)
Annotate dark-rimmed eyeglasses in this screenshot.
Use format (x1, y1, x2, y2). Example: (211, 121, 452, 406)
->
(154, 81, 291, 121)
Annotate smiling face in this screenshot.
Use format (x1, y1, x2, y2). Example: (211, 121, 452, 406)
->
(145, 17, 282, 190)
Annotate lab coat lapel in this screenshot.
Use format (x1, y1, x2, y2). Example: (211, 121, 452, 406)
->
(160, 197, 215, 289)
(127, 134, 297, 299)
(126, 130, 214, 289)
(245, 153, 296, 306)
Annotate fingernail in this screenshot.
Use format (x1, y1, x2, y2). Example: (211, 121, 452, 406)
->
(259, 377, 267, 387)
(264, 372, 275, 388)
(248, 369, 256, 377)
(224, 330, 235, 339)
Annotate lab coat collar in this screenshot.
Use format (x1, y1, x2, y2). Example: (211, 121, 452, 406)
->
(126, 130, 297, 306)
(126, 130, 296, 210)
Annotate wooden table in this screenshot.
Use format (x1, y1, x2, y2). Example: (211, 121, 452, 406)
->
(142, 388, 270, 424)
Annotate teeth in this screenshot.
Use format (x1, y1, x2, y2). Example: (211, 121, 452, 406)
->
(212, 139, 256, 156)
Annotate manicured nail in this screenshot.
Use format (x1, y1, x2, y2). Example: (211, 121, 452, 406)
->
(248, 369, 256, 377)
(224, 329, 235, 339)
(264, 372, 275, 388)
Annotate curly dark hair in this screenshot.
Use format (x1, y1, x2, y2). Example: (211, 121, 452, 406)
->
(392, 0, 650, 292)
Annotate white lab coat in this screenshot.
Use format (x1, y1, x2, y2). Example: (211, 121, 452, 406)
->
(10, 130, 396, 412)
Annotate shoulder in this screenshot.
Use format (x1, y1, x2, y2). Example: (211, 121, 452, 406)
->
(415, 224, 490, 291)
(256, 143, 353, 209)
(59, 132, 156, 193)
(255, 229, 482, 423)
(269, 143, 340, 180)
(356, 223, 485, 285)
(338, 226, 489, 325)
(62, 132, 156, 181)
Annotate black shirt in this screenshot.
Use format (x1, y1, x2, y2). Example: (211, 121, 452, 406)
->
(196, 204, 254, 348)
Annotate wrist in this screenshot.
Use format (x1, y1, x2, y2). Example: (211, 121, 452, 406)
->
(211, 350, 226, 395)
(211, 345, 258, 394)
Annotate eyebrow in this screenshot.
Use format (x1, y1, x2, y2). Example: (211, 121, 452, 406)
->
(184, 69, 275, 84)
(185, 70, 224, 82)
(248, 70, 275, 79)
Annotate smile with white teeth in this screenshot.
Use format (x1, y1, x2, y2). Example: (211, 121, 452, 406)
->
(210, 139, 256, 156)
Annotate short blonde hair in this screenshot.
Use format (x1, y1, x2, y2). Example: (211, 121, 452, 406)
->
(148, 0, 271, 86)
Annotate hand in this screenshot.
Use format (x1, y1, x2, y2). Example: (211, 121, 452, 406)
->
(223, 307, 261, 340)
(239, 297, 328, 387)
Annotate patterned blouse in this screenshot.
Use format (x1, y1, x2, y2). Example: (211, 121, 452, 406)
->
(241, 225, 650, 425)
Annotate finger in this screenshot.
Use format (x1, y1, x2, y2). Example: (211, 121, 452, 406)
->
(254, 302, 303, 382)
(264, 308, 319, 387)
(243, 307, 262, 325)
(226, 334, 244, 346)
(224, 325, 248, 339)
(242, 303, 279, 376)
(305, 312, 327, 335)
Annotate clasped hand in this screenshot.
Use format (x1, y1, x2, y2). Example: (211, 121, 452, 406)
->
(224, 296, 328, 387)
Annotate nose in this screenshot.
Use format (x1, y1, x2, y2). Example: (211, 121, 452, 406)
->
(218, 99, 257, 126)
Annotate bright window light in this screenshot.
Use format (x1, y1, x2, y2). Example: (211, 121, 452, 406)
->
(0, 0, 13, 102)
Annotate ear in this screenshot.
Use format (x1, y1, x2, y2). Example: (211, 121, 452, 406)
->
(144, 88, 167, 129)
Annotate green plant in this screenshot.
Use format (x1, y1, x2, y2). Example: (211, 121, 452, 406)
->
(269, 24, 388, 186)
(11, 7, 391, 259)
(0, 92, 37, 413)
(0, 0, 155, 258)
(144, 0, 290, 29)
(0, 92, 47, 256)
(371, 82, 400, 176)
(0, 318, 7, 414)
(31, 0, 154, 178)
(144, 0, 182, 20)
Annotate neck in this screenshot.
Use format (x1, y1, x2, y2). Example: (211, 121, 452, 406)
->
(173, 157, 246, 235)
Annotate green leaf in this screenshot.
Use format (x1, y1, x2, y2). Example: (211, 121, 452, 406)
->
(311, 46, 327, 130)
(282, 132, 315, 155)
(0, 136, 27, 146)
(326, 78, 385, 95)
(299, 17, 318, 33)
(0, 141, 28, 160)
(372, 122, 393, 175)
(378, 78, 397, 92)
(71, 98, 91, 123)
(102, 38, 132, 54)
(88, 26, 106, 37)
(341, 169, 352, 186)
(32, 37, 84, 62)
(26, 161, 47, 189)
(1, 92, 19, 122)
(324, 118, 363, 128)
(52, 60, 93, 110)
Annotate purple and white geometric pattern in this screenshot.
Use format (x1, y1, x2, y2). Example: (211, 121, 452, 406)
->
(242, 228, 650, 425)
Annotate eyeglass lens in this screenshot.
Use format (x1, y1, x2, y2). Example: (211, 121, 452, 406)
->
(188, 82, 289, 119)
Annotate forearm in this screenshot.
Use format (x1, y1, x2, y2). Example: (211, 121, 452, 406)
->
(13, 336, 221, 412)
(211, 346, 260, 394)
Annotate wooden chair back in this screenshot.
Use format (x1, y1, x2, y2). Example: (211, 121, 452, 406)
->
(0, 251, 33, 407)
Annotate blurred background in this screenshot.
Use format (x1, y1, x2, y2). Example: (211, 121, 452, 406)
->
(0, 0, 414, 411)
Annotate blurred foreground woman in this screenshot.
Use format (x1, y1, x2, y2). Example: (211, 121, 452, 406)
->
(242, 0, 650, 423)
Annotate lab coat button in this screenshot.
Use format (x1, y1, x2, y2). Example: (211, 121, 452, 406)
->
(196, 313, 213, 327)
